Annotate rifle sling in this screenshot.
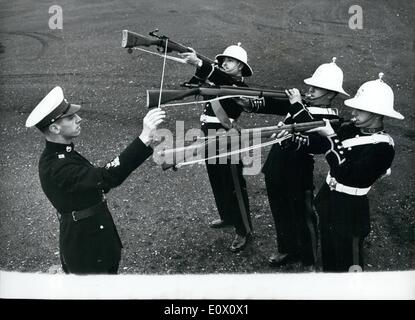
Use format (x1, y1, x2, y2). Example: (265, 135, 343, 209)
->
(209, 99, 234, 130)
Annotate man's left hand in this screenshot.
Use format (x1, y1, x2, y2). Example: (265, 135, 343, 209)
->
(179, 47, 202, 67)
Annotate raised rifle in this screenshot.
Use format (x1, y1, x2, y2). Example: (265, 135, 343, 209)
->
(122, 29, 213, 63)
(122, 29, 239, 84)
(146, 84, 291, 107)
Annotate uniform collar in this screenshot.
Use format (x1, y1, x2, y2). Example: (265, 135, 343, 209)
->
(45, 140, 75, 153)
(360, 126, 384, 135)
(304, 101, 331, 109)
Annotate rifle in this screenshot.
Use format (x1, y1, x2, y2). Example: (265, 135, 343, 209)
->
(121, 29, 244, 85)
(159, 119, 344, 170)
(146, 85, 290, 107)
(122, 29, 214, 63)
(209, 118, 343, 140)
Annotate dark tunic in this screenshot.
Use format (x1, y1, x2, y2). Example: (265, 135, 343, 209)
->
(262, 98, 341, 265)
(187, 61, 294, 236)
(301, 123, 395, 271)
(38, 138, 153, 274)
(187, 61, 252, 235)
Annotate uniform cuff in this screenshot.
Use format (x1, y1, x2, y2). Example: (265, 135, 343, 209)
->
(290, 102, 313, 122)
(324, 135, 345, 166)
(195, 61, 214, 79)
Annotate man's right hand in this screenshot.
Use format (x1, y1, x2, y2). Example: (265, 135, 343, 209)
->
(285, 88, 302, 105)
(179, 47, 202, 67)
(139, 108, 166, 146)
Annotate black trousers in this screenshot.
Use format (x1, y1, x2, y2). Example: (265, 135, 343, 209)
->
(315, 185, 365, 272)
(265, 176, 318, 266)
(60, 251, 119, 275)
(206, 161, 252, 236)
(320, 227, 364, 272)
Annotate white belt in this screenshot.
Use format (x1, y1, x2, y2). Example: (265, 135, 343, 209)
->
(326, 172, 371, 196)
(200, 114, 235, 124)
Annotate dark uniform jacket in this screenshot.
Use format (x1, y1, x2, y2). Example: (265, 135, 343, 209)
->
(187, 61, 256, 234)
(298, 123, 395, 236)
(260, 98, 340, 262)
(39, 137, 153, 274)
(188, 60, 247, 132)
(262, 99, 341, 192)
(188, 61, 291, 132)
(186, 61, 295, 235)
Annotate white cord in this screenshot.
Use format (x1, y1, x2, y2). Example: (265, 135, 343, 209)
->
(158, 39, 169, 108)
(175, 135, 292, 168)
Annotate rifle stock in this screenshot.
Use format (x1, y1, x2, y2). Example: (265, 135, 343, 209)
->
(146, 86, 289, 107)
(147, 88, 200, 107)
(122, 29, 214, 64)
(122, 30, 162, 49)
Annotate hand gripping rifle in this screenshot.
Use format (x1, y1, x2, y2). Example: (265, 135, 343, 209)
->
(146, 84, 290, 108)
(159, 118, 344, 171)
(122, 29, 213, 62)
(122, 29, 239, 84)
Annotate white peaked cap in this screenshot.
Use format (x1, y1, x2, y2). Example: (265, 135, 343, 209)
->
(25, 86, 81, 129)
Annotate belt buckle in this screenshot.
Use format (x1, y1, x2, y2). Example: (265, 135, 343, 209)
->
(328, 177, 337, 190)
(72, 211, 78, 222)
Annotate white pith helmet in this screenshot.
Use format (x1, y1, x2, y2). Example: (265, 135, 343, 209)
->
(303, 57, 349, 96)
(215, 42, 253, 77)
(344, 73, 404, 120)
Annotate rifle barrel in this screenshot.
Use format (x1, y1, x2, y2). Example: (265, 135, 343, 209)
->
(146, 86, 291, 107)
(199, 87, 288, 99)
(201, 119, 342, 139)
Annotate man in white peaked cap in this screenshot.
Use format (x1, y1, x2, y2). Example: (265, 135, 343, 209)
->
(282, 73, 404, 272)
(26, 86, 165, 274)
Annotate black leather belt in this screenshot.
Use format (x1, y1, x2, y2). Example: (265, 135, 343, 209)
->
(59, 200, 108, 222)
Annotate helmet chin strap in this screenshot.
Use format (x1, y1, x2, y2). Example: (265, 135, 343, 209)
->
(221, 60, 243, 77)
(304, 91, 334, 106)
(355, 113, 383, 130)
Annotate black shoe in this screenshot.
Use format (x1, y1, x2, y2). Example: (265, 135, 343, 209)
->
(209, 219, 232, 229)
(268, 253, 300, 267)
(230, 233, 252, 252)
